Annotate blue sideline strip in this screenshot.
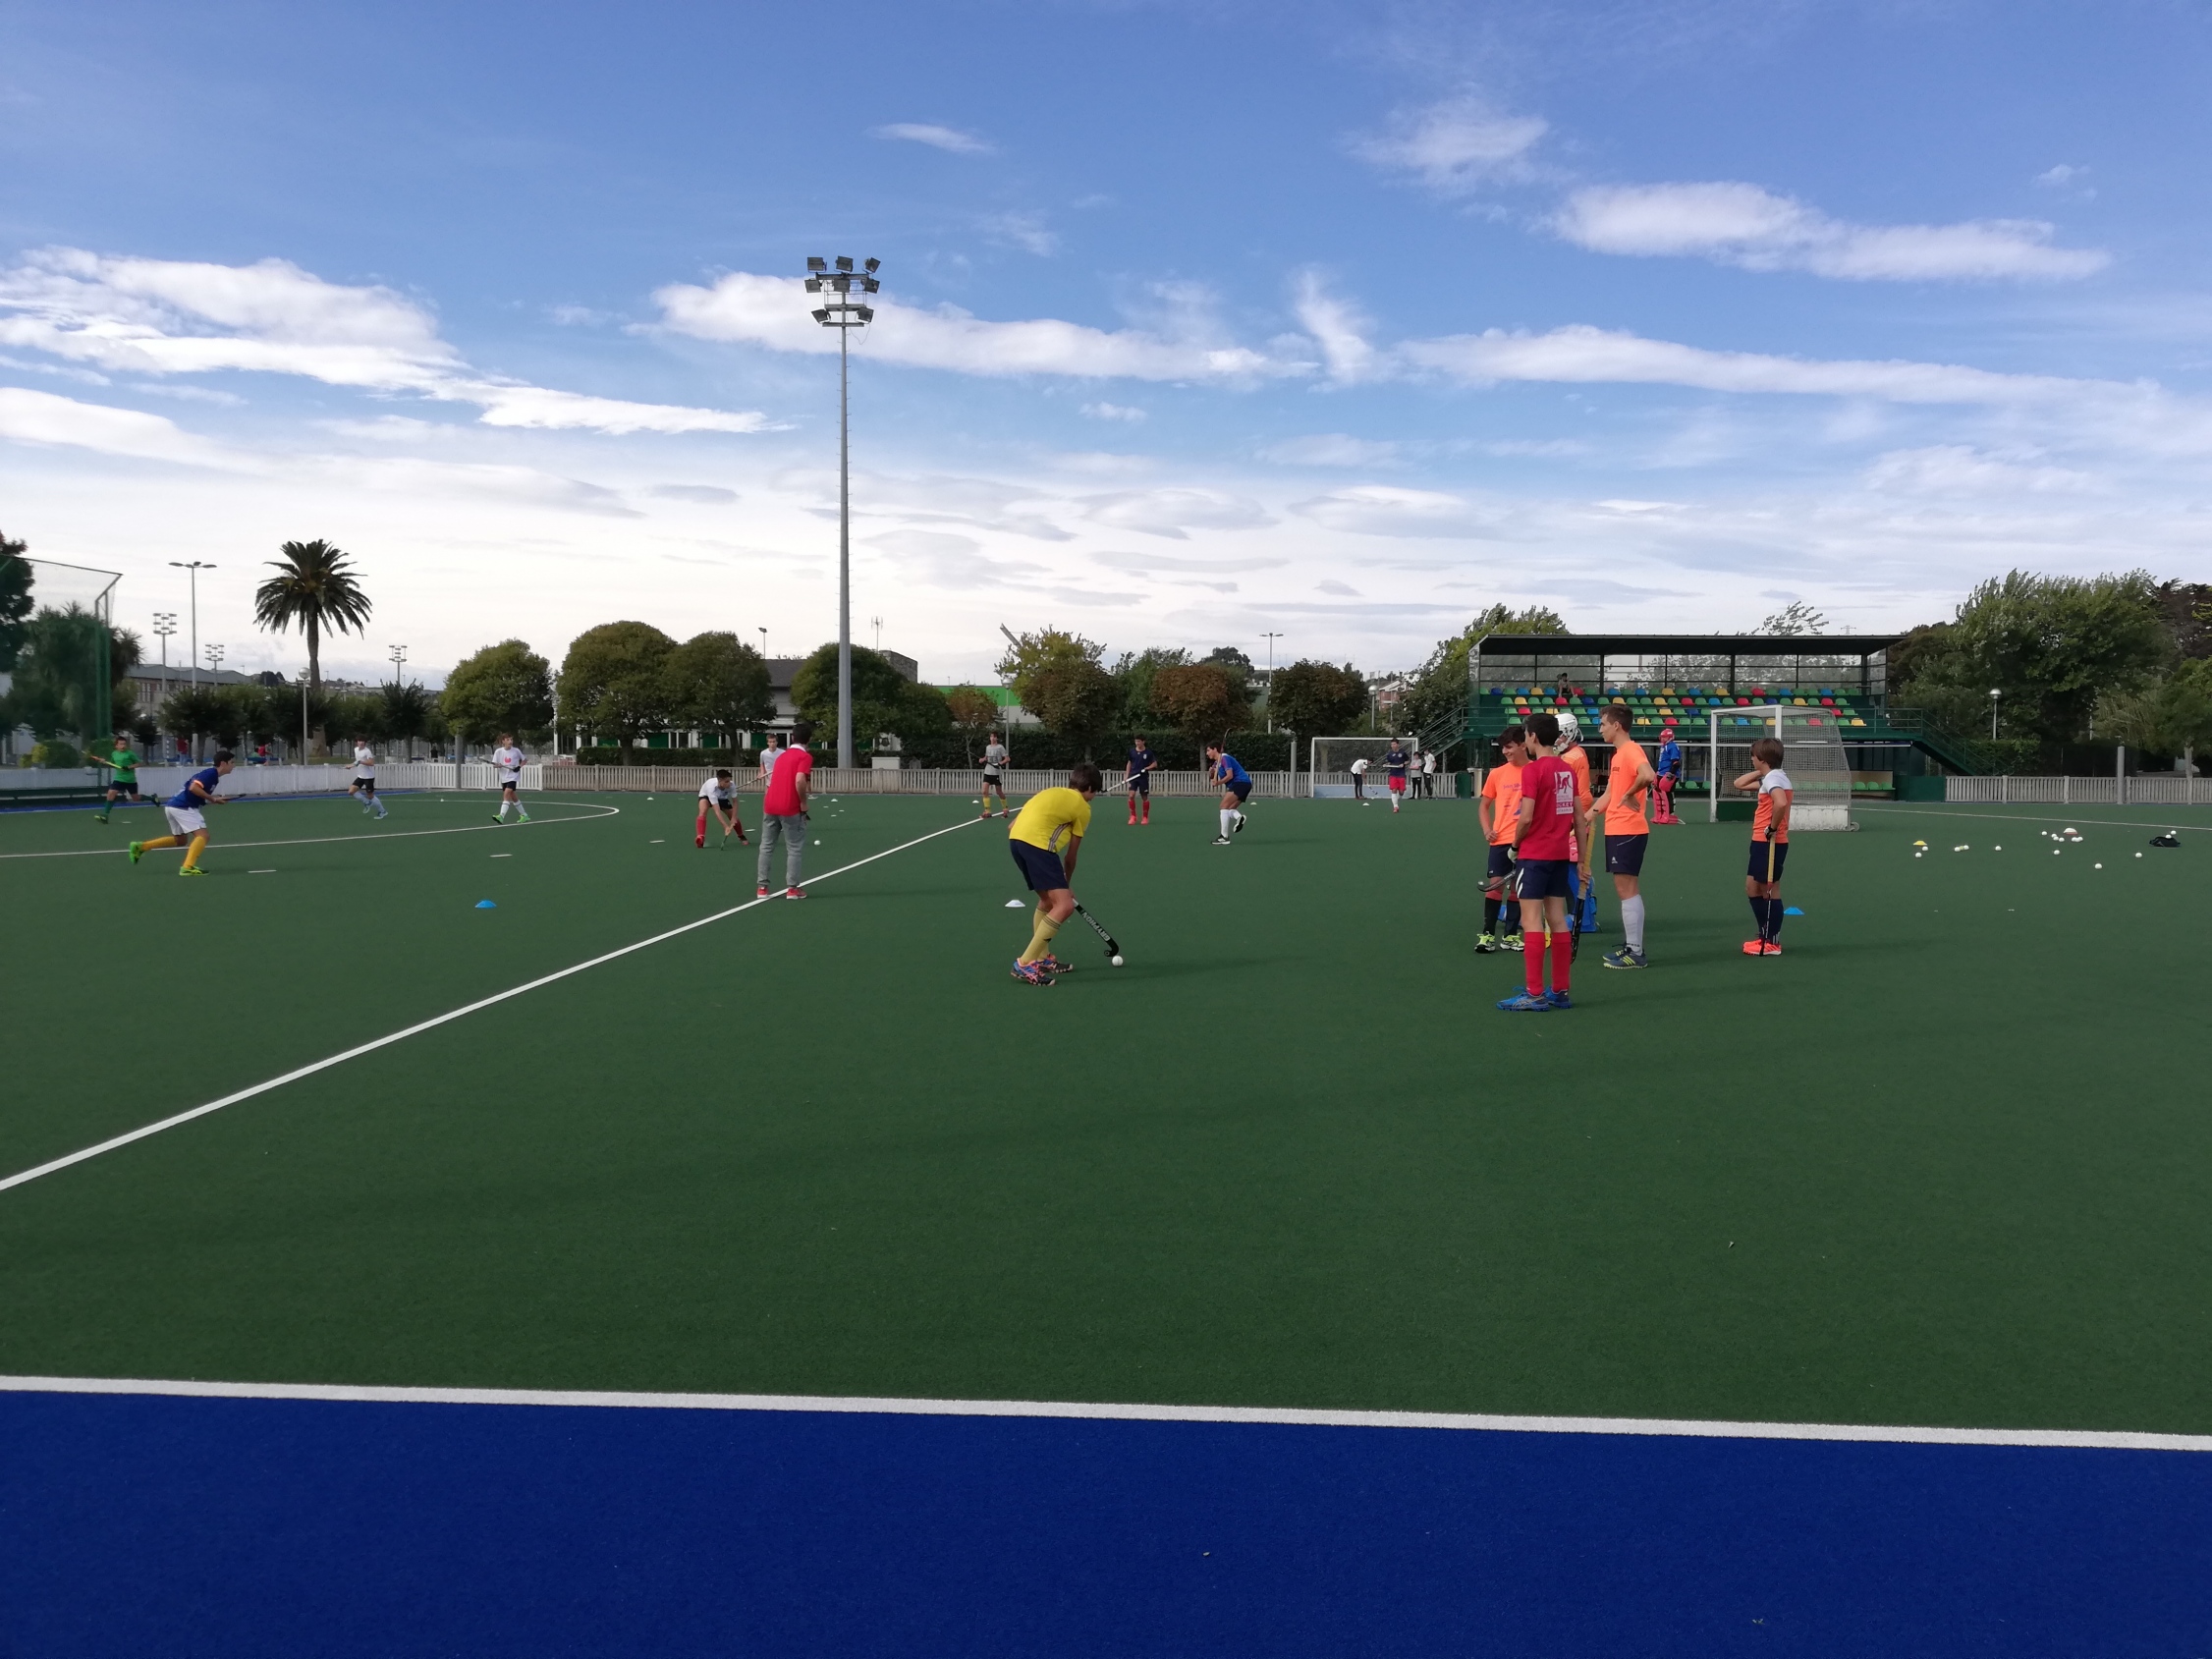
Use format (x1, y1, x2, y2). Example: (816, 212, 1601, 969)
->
(4, 1388, 2208, 1656)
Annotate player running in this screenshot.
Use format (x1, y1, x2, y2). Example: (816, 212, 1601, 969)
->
(980, 731, 1011, 819)
(1497, 712, 1590, 1013)
(1590, 704, 1656, 970)
(1475, 726, 1528, 954)
(1736, 737, 1794, 956)
(1383, 737, 1410, 812)
(1652, 725, 1685, 824)
(349, 737, 388, 819)
(1006, 761, 1104, 986)
(130, 749, 235, 876)
(1125, 735, 1156, 826)
(1205, 742, 1250, 844)
(90, 733, 143, 823)
(491, 734, 530, 823)
(696, 768, 748, 848)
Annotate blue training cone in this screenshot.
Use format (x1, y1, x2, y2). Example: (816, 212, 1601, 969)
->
(1783, 906, 1804, 916)
(475, 899, 497, 909)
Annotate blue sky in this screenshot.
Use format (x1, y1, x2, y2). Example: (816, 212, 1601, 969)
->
(3, 0, 2208, 685)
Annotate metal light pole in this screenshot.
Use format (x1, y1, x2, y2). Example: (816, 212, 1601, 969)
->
(1261, 632, 1284, 731)
(390, 644, 408, 687)
(169, 561, 214, 689)
(1989, 688, 2001, 742)
(803, 254, 880, 770)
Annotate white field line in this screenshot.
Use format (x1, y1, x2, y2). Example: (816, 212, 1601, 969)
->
(1857, 804, 2212, 834)
(0, 802, 623, 859)
(0, 815, 982, 1195)
(0, 1373, 2204, 1453)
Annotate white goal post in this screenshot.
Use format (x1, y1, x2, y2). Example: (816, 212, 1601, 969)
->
(1707, 704, 1854, 830)
(1309, 736, 1407, 799)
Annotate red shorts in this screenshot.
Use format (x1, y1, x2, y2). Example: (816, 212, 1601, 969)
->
(1388, 776, 1406, 794)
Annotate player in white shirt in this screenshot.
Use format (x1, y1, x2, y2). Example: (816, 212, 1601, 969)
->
(695, 768, 747, 848)
(491, 734, 530, 823)
(1349, 753, 1370, 803)
(349, 737, 388, 819)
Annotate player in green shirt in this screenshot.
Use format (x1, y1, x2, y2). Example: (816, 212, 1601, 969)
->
(91, 735, 143, 824)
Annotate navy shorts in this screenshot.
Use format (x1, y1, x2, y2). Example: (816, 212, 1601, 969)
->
(1517, 857, 1576, 901)
(1126, 774, 1149, 794)
(1605, 833, 1648, 876)
(1485, 845, 1517, 883)
(1010, 840, 1069, 893)
(1227, 780, 1252, 802)
(1747, 839, 1790, 881)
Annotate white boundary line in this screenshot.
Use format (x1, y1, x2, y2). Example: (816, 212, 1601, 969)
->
(0, 815, 982, 1195)
(0, 802, 624, 859)
(0, 1373, 2203, 1452)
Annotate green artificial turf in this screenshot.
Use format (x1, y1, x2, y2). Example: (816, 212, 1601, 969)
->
(3, 788, 2210, 1434)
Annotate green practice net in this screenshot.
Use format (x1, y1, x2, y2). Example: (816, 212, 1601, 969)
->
(2, 555, 122, 769)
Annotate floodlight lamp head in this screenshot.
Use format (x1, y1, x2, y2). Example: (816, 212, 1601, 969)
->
(803, 277, 821, 293)
(806, 256, 827, 272)
(860, 277, 879, 293)
(863, 257, 880, 273)
(834, 255, 854, 272)
(811, 307, 831, 323)
(856, 304, 874, 322)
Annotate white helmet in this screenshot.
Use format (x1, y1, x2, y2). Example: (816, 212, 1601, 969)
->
(1557, 712, 1580, 744)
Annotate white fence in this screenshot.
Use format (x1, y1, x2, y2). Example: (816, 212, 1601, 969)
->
(537, 765, 1467, 799)
(6, 762, 545, 798)
(1946, 775, 2212, 805)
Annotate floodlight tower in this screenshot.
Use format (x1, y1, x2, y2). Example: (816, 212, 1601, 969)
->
(803, 254, 880, 770)
(169, 561, 215, 688)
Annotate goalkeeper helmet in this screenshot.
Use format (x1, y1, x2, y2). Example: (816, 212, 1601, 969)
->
(1557, 712, 1580, 744)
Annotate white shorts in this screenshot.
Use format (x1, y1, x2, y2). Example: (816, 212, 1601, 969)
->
(164, 805, 206, 836)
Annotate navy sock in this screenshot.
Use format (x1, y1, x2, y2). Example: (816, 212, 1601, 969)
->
(1749, 896, 1769, 937)
(1766, 901, 1785, 941)
(1482, 898, 1500, 932)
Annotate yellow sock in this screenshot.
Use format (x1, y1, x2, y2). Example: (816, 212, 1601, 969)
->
(139, 834, 183, 851)
(1021, 914, 1062, 965)
(183, 833, 207, 868)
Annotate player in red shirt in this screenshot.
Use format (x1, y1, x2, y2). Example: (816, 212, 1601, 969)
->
(1498, 711, 1591, 1012)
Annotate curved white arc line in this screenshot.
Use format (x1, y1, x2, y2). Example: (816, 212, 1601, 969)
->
(0, 802, 623, 859)
(0, 815, 982, 1194)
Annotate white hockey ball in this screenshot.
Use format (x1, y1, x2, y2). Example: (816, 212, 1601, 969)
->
(1111, 954, 1126, 967)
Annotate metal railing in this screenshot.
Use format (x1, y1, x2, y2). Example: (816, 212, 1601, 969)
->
(1945, 775, 2212, 805)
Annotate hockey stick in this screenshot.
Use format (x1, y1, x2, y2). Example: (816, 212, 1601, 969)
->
(1072, 902, 1125, 965)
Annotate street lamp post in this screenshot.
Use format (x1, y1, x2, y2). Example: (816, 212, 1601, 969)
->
(1989, 688, 2002, 742)
(169, 562, 215, 689)
(1261, 632, 1284, 731)
(803, 254, 880, 771)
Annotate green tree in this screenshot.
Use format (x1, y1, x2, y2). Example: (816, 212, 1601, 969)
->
(666, 632, 773, 743)
(2097, 669, 2212, 762)
(160, 685, 225, 749)
(994, 627, 1104, 711)
(6, 605, 110, 740)
(1149, 662, 1244, 739)
(792, 642, 919, 748)
(1267, 659, 1369, 737)
(557, 622, 677, 761)
(443, 639, 556, 748)
(1023, 657, 1123, 756)
(1902, 570, 2170, 745)
(1110, 646, 1189, 728)
(1200, 645, 1255, 702)
(0, 531, 31, 671)
(1759, 600, 1829, 636)
(890, 681, 956, 749)
(1402, 603, 1569, 734)
(944, 687, 1001, 761)
(326, 689, 386, 747)
(379, 681, 436, 758)
(252, 538, 372, 694)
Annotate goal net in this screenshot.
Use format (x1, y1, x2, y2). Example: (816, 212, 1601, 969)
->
(1, 556, 121, 768)
(1310, 736, 1406, 798)
(1707, 704, 1854, 830)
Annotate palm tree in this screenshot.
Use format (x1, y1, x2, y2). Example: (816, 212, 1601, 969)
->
(253, 539, 372, 694)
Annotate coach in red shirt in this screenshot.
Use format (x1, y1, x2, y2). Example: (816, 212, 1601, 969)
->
(755, 724, 814, 899)
(1500, 710, 1591, 1013)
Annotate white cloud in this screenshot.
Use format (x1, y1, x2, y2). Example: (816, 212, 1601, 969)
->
(1292, 485, 1499, 538)
(656, 271, 1306, 382)
(1092, 550, 1287, 574)
(872, 123, 994, 156)
(1293, 271, 1380, 384)
(1258, 433, 1401, 467)
(1350, 97, 1548, 192)
(646, 483, 740, 504)
(1864, 446, 2097, 496)
(1080, 401, 1147, 422)
(0, 248, 769, 435)
(1078, 488, 1274, 539)
(1551, 182, 2108, 282)
(2035, 163, 2093, 196)
(0, 385, 243, 467)
(982, 212, 1059, 256)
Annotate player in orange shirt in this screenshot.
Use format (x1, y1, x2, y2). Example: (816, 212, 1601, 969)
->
(1735, 736, 1794, 956)
(1588, 704, 1657, 969)
(1475, 725, 1529, 953)
(1555, 713, 1598, 949)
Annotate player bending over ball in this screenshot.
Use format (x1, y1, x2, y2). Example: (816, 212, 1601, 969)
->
(1590, 704, 1656, 970)
(130, 749, 234, 876)
(1736, 737, 1793, 957)
(91, 733, 144, 823)
(696, 768, 747, 847)
(1497, 712, 1590, 1013)
(349, 737, 388, 820)
(1205, 743, 1250, 844)
(980, 732, 1011, 820)
(491, 734, 530, 823)
(1475, 726, 1528, 953)
(1125, 735, 1155, 826)
(1006, 761, 1103, 986)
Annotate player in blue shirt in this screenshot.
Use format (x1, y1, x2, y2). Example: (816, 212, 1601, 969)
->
(1653, 726, 1685, 824)
(1125, 737, 1155, 826)
(1204, 743, 1250, 845)
(1384, 738, 1410, 813)
(130, 749, 235, 875)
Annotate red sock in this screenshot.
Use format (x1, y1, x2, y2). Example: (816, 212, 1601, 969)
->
(1550, 930, 1572, 992)
(1523, 934, 1545, 997)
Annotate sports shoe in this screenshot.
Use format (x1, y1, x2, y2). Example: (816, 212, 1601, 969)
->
(92, 812, 108, 824)
(517, 810, 530, 823)
(784, 887, 806, 900)
(494, 813, 508, 824)
(1496, 991, 1550, 1013)
(1011, 960, 1054, 987)
(1035, 953, 1072, 974)
(178, 865, 205, 877)
(1601, 947, 1647, 970)
(1232, 812, 1246, 834)
(1544, 990, 1574, 1010)
(128, 841, 144, 864)
(1758, 941, 1783, 957)
(756, 885, 772, 898)
(1211, 835, 1232, 846)
(696, 834, 706, 848)
(1474, 932, 1498, 954)
(1741, 939, 1767, 956)
(1498, 935, 1523, 955)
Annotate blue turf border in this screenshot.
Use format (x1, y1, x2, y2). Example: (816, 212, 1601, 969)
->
(4, 1389, 2208, 1656)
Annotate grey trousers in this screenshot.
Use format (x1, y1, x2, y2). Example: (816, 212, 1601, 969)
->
(757, 813, 806, 890)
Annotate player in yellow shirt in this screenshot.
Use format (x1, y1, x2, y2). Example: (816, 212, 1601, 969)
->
(1006, 762, 1103, 986)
